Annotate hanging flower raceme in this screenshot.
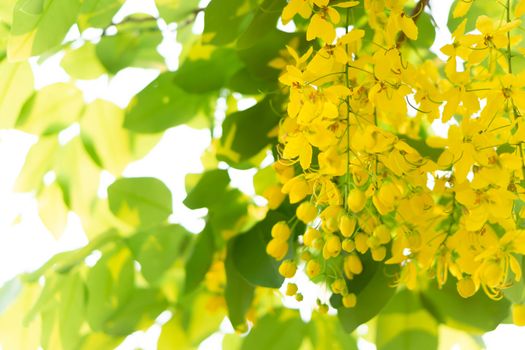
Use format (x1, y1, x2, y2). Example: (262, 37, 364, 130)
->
(264, 0, 525, 322)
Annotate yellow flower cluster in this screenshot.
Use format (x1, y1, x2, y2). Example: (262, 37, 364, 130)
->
(266, 0, 525, 312)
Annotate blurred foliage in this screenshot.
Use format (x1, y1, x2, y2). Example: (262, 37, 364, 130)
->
(0, 0, 523, 349)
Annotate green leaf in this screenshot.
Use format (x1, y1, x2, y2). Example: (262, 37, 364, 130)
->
(156, 0, 201, 23)
(58, 273, 86, 350)
(174, 47, 242, 94)
(86, 245, 135, 332)
(218, 97, 281, 166)
(108, 177, 173, 228)
(203, 0, 254, 46)
(158, 292, 225, 349)
(16, 83, 84, 135)
(127, 224, 190, 285)
(236, 0, 285, 50)
(96, 24, 164, 74)
(61, 42, 106, 79)
(336, 254, 398, 333)
(80, 100, 144, 175)
(0, 0, 17, 24)
(38, 182, 69, 239)
(78, 0, 124, 30)
(376, 289, 438, 350)
(237, 30, 297, 87)
(231, 211, 286, 288)
(225, 244, 255, 328)
(0, 60, 34, 129)
(103, 288, 167, 336)
(184, 226, 215, 294)
(54, 138, 101, 221)
(124, 72, 214, 133)
(241, 309, 305, 350)
(308, 313, 358, 350)
(0, 284, 42, 350)
(183, 169, 230, 210)
(14, 135, 58, 192)
(420, 279, 510, 334)
(8, 0, 82, 60)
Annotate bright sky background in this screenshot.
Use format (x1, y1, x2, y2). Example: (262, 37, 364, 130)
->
(1, 0, 525, 349)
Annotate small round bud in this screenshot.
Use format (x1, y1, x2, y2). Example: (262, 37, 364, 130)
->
(296, 202, 317, 223)
(271, 221, 291, 240)
(347, 189, 366, 213)
(286, 283, 298, 296)
(266, 238, 288, 261)
(342, 293, 357, 308)
(339, 214, 356, 237)
(456, 277, 476, 298)
(279, 260, 297, 278)
(306, 259, 322, 278)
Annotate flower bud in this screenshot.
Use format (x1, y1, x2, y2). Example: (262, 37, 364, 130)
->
(271, 221, 291, 240)
(347, 188, 366, 213)
(339, 214, 356, 237)
(266, 238, 288, 260)
(456, 277, 476, 298)
(296, 202, 317, 223)
(279, 260, 297, 278)
(342, 293, 357, 308)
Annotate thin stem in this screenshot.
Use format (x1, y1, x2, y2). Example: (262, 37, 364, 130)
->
(505, 0, 525, 180)
(344, 7, 351, 210)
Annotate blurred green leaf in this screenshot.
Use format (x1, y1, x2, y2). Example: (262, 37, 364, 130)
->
(8, 0, 81, 60)
(16, 83, 84, 135)
(184, 226, 215, 294)
(156, 0, 201, 23)
(203, 0, 254, 46)
(127, 224, 190, 285)
(108, 177, 173, 228)
(376, 289, 438, 350)
(86, 245, 135, 332)
(241, 309, 305, 350)
(15, 135, 58, 192)
(183, 169, 230, 210)
(0, 60, 34, 128)
(96, 25, 164, 74)
(218, 97, 280, 167)
(174, 47, 242, 94)
(57, 273, 86, 350)
(336, 254, 398, 333)
(225, 244, 255, 328)
(421, 279, 510, 334)
(61, 43, 106, 79)
(124, 72, 214, 133)
(231, 211, 286, 288)
(308, 313, 358, 350)
(78, 0, 124, 30)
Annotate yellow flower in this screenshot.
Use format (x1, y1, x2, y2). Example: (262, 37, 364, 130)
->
(456, 277, 477, 298)
(266, 238, 289, 261)
(339, 214, 357, 237)
(342, 293, 357, 308)
(347, 188, 366, 213)
(306, 259, 322, 277)
(286, 283, 298, 296)
(271, 221, 291, 240)
(279, 260, 297, 278)
(296, 201, 317, 223)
